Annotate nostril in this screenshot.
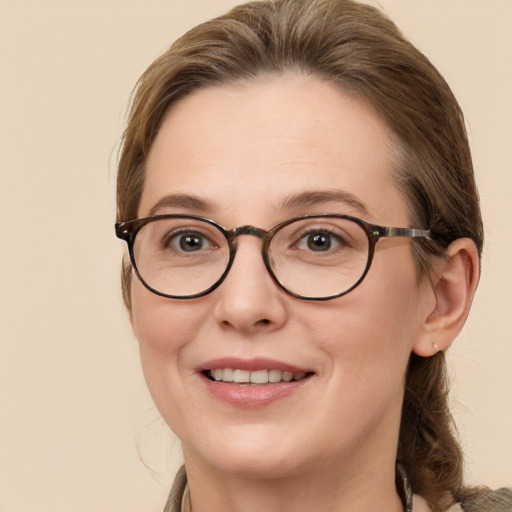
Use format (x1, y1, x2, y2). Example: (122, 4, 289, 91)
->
(259, 319, 271, 325)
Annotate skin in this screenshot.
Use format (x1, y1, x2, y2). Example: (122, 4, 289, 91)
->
(129, 73, 479, 512)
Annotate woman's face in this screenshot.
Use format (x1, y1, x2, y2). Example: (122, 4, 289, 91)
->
(130, 74, 434, 479)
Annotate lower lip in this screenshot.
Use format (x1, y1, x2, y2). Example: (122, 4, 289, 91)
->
(201, 374, 312, 408)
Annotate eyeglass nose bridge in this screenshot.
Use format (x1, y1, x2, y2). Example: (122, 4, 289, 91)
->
(231, 225, 268, 239)
(222, 224, 284, 295)
(227, 225, 271, 254)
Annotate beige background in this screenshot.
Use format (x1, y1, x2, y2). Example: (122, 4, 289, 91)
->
(1, 1, 510, 511)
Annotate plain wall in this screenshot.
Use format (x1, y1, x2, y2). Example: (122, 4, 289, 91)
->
(1, 1, 510, 511)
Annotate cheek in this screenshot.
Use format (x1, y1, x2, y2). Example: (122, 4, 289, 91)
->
(301, 251, 424, 383)
(361, 257, 424, 358)
(129, 282, 209, 408)
(131, 281, 205, 353)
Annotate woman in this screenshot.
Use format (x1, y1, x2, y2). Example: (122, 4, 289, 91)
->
(115, 0, 511, 510)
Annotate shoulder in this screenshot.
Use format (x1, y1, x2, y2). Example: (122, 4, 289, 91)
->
(460, 487, 512, 512)
(403, 488, 512, 512)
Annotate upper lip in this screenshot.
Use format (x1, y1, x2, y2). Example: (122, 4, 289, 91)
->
(198, 357, 312, 374)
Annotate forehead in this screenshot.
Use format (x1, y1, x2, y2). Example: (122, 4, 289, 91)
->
(141, 73, 408, 225)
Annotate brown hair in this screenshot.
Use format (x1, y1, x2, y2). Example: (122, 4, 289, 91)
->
(116, 1, 483, 509)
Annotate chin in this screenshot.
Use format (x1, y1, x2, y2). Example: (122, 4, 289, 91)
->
(211, 453, 305, 481)
(184, 426, 315, 480)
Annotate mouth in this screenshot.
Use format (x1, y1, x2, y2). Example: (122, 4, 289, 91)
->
(198, 357, 315, 407)
(203, 368, 314, 384)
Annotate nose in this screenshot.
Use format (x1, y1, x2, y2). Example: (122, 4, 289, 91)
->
(213, 235, 287, 334)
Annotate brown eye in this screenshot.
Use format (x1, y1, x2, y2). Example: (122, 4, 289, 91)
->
(296, 230, 343, 252)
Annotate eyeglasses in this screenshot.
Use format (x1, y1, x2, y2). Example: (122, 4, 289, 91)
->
(115, 214, 430, 301)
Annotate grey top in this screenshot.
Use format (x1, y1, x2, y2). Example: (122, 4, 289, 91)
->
(461, 487, 512, 512)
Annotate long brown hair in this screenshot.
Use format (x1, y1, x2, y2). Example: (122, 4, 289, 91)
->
(116, 1, 483, 509)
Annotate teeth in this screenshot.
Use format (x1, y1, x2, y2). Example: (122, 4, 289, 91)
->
(268, 369, 282, 383)
(209, 368, 308, 384)
(233, 370, 250, 383)
(250, 370, 268, 384)
(222, 368, 234, 382)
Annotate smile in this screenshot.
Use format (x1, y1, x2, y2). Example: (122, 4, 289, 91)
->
(205, 368, 310, 384)
(199, 359, 315, 407)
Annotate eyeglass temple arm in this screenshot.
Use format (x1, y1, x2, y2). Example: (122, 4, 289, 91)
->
(376, 226, 431, 239)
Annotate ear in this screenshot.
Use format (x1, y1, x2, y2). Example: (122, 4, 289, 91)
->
(413, 238, 480, 357)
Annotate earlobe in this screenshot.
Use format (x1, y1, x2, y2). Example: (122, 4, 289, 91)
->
(412, 238, 480, 357)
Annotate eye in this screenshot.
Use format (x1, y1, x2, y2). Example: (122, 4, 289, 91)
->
(167, 231, 214, 252)
(297, 230, 342, 252)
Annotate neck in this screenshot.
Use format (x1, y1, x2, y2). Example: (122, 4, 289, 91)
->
(183, 454, 404, 512)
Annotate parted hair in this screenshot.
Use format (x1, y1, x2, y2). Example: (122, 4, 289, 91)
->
(116, 1, 484, 510)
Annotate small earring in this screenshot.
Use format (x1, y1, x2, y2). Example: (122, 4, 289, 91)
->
(433, 342, 440, 354)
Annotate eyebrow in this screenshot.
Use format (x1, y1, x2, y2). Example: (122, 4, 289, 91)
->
(280, 190, 369, 215)
(148, 193, 215, 216)
(148, 189, 369, 218)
